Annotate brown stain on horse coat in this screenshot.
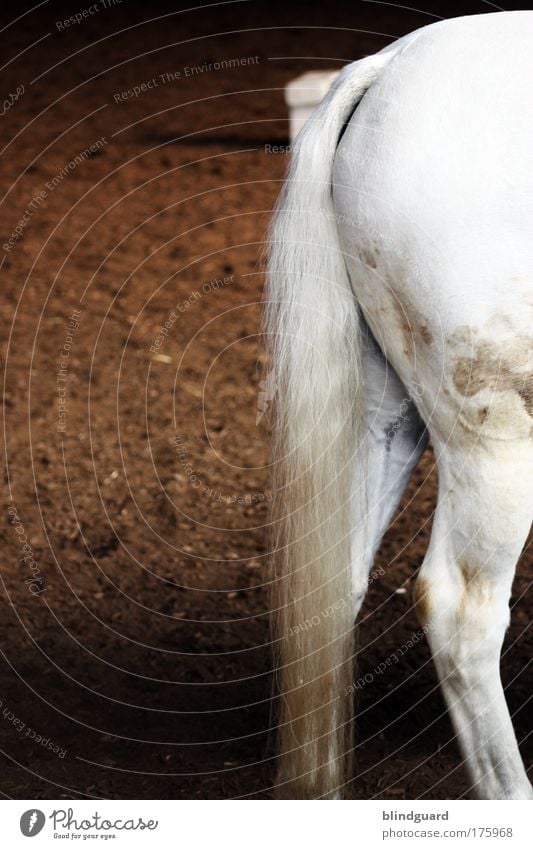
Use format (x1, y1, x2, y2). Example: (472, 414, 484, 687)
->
(450, 326, 533, 425)
(413, 575, 432, 625)
(457, 560, 494, 625)
(420, 325, 433, 345)
(359, 247, 378, 269)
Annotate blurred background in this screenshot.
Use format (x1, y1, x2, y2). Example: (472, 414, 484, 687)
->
(1, 0, 531, 799)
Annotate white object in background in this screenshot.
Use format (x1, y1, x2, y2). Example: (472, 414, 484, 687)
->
(284, 70, 341, 142)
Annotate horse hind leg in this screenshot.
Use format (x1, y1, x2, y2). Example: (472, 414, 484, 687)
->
(414, 439, 533, 799)
(350, 321, 428, 617)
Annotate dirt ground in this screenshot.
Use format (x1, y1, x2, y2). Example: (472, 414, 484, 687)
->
(1, 0, 531, 799)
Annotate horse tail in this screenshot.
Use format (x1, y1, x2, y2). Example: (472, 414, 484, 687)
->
(264, 48, 400, 799)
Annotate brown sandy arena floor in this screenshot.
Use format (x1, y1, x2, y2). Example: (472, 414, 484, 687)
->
(1, 1, 531, 799)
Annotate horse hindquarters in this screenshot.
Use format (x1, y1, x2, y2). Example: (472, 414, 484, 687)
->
(332, 11, 533, 799)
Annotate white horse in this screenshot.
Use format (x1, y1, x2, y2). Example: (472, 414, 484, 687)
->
(265, 11, 533, 799)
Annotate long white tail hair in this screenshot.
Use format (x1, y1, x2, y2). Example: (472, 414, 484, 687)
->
(264, 48, 400, 799)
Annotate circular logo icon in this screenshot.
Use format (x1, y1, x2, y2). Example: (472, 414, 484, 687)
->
(20, 809, 46, 837)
